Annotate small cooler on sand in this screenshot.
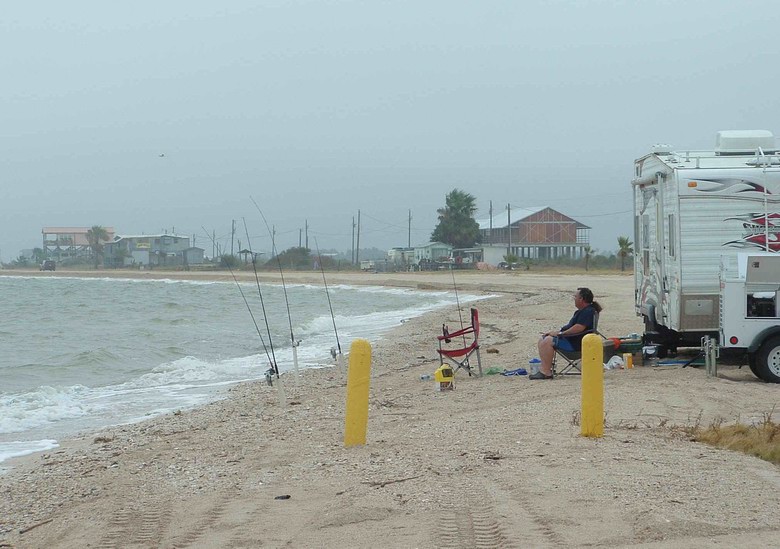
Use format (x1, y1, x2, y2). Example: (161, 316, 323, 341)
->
(434, 365, 454, 391)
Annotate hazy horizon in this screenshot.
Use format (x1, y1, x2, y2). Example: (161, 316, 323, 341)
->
(2, 1, 778, 262)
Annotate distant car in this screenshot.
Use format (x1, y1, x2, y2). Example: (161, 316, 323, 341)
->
(40, 260, 55, 271)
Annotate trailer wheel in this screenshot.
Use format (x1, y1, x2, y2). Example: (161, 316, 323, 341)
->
(747, 353, 760, 376)
(754, 336, 780, 383)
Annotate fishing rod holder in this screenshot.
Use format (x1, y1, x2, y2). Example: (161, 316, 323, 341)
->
(265, 367, 276, 386)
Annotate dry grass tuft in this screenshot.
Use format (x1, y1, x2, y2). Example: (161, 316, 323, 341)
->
(570, 410, 581, 427)
(685, 408, 780, 465)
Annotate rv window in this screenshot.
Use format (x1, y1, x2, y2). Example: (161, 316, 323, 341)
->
(747, 292, 777, 318)
(667, 214, 675, 257)
(634, 215, 640, 255)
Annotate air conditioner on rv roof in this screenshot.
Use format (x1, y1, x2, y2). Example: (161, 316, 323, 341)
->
(715, 130, 775, 155)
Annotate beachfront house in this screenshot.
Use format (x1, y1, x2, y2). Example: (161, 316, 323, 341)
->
(103, 234, 205, 268)
(477, 206, 590, 265)
(42, 226, 116, 263)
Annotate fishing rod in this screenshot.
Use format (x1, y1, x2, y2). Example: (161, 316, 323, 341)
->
(314, 237, 342, 360)
(201, 226, 274, 373)
(249, 196, 301, 373)
(241, 218, 279, 379)
(449, 263, 468, 347)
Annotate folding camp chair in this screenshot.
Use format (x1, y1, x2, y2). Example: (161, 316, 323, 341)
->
(552, 312, 604, 376)
(437, 308, 482, 377)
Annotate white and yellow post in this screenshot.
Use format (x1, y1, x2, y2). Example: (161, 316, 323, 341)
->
(581, 333, 604, 438)
(344, 339, 372, 447)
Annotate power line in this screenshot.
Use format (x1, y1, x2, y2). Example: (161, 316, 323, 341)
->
(568, 209, 633, 218)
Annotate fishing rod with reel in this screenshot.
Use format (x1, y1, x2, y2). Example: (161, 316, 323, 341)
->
(201, 226, 278, 386)
(438, 263, 471, 372)
(314, 236, 343, 366)
(240, 218, 282, 383)
(250, 196, 302, 376)
(449, 263, 468, 347)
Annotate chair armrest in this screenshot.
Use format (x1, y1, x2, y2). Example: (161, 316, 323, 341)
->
(444, 326, 475, 339)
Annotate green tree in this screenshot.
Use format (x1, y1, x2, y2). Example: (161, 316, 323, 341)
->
(583, 245, 592, 272)
(30, 247, 47, 264)
(12, 254, 30, 268)
(269, 247, 312, 270)
(114, 248, 130, 268)
(431, 189, 481, 248)
(617, 236, 634, 272)
(503, 252, 519, 266)
(220, 254, 240, 269)
(86, 225, 110, 269)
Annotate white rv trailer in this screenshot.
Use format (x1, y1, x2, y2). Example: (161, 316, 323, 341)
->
(633, 130, 780, 359)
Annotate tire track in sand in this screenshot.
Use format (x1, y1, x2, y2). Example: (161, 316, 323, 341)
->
(433, 482, 519, 549)
(173, 496, 231, 548)
(95, 500, 172, 549)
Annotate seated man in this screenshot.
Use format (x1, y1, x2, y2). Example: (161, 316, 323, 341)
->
(531, 287, 603, 380)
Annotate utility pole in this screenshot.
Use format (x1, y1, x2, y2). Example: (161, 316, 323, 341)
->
(351, 216, 356, 264)
(356, 209, 361, 265)
(299, 229, 302, 248)
(408, 209, 412, 248)
(231, 219, 235, 256)
(305, 219, 308, 250)
(506, 203, 511, 258)
(489, 200, 493, 241)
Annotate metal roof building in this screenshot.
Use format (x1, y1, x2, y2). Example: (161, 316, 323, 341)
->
(477, 206, 590, 262)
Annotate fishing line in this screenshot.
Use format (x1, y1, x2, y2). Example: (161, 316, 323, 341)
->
(314, 237, 342, 356)
(249, 196, 300, 351)
(201, 226, 273, 368)
(241, 218, 279, 377)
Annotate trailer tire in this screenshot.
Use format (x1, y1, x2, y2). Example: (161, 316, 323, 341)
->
(747, 353, 760, 377)
(754, 336, 780, 383)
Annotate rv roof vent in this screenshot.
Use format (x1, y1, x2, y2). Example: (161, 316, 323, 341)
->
(652, 143, 674, 155)
(715, 130, 775, 155)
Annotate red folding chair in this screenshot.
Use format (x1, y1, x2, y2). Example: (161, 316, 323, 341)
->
(437, 308, 482, 377)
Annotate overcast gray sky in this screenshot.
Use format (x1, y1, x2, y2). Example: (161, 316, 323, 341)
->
(2, 0, 778, 260)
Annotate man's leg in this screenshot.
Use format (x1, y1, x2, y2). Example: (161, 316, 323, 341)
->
(538, 335, 555, 376)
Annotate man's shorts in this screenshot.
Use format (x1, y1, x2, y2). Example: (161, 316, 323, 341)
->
(552, 336, 576, 352)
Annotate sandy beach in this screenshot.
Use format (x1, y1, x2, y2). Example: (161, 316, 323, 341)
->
(2, 269, 780, 548)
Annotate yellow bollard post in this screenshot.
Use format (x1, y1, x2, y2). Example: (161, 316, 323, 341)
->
(344, 339, 372, 447)
(580, 333, 604, 438)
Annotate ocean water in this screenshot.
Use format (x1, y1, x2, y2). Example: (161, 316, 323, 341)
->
(0, 275, 481, 466)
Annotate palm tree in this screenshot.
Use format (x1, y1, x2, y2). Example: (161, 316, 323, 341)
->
(617, 236, 634, 272)
(430, 189, 481, 248)
(583, 245, 592, 272)
(86, 225, 109, 269)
